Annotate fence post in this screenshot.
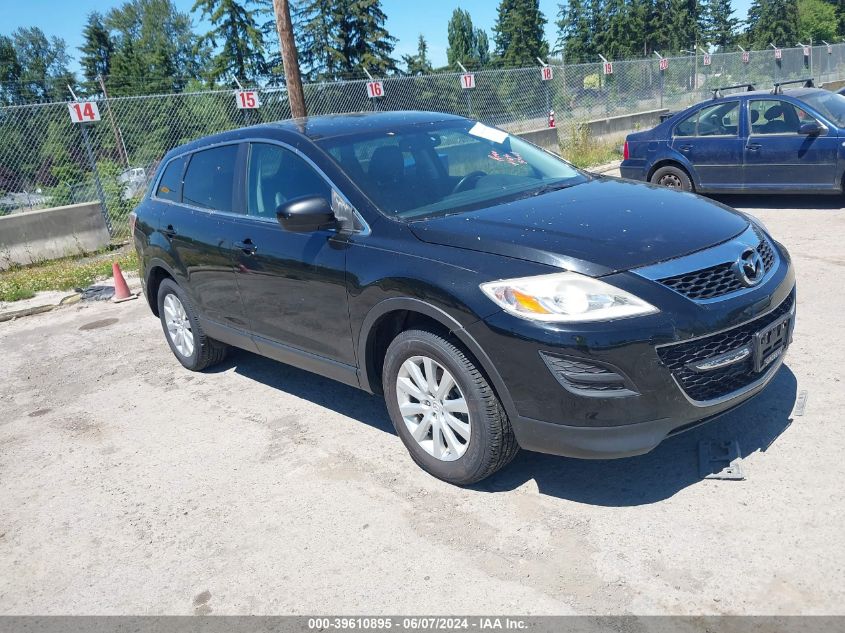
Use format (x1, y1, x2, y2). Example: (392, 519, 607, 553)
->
(80, 122, 112, 236)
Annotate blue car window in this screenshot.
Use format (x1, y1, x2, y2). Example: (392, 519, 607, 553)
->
(674, 102, 739, 137)
(749, 100, 812, 135)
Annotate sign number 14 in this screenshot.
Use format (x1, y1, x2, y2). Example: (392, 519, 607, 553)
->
(68, 101, 101, 123)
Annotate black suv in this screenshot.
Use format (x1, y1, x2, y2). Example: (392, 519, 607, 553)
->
(132, 111, 795, 485)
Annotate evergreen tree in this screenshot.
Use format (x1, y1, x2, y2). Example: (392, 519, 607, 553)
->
(403, 34, 433, 75)
(702, 0, 738, 50)
(447, 8, 484, 69)
(745, 0, 799, 48)
(330, 0, 397, 77)
(105, 0, 205, 95)
(474, 29, 491, 65)
(285, 0, 336, 80)
(192, 0, 266, 82)
(79, 12, 114, 92)
(10, 27, 76, 102)
(0, 35, 23, 105)
(492, 0, 549, 67)
(665, 0, 703, 50)
(556, 0, 593, 61)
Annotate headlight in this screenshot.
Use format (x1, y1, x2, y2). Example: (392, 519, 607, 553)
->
(480, 272, 659, 323)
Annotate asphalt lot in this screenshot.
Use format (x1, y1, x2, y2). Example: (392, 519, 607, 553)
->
(1, 192, 844, 615)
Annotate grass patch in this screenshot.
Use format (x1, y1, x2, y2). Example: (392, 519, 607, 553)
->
(0, 248, 138, 303)
(559, 124, 623, 169)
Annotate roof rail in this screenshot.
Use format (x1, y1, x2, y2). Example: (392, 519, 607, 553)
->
(712, 83, 756, 99)
(772, 78, 814, 94)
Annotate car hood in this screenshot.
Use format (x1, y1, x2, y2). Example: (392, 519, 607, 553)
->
(409, 177, 749, 277)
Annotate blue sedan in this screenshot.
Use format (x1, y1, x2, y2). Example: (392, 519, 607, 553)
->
(620, 80, 845, 193)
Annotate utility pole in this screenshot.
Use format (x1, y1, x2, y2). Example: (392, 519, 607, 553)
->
(273, 0, 306, 119)
(97, 74, 129, 169)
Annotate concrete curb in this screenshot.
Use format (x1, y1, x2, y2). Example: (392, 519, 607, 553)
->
(589, 160, 623, 174)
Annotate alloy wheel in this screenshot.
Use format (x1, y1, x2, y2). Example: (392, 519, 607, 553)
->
(163, 294, 195, 358)
(395, 355, 471, 461)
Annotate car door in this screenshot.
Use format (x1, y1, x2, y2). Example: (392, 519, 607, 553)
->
(744, 98, 840, 190)
(232, 141, 356, 370)
(164, 143, 251, 331)
(671, 100, 744, 190)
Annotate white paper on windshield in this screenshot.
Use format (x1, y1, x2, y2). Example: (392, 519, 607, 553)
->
(468, 122, 508, 144)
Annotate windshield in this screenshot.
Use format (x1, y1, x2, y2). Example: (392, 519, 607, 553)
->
(317, 120, 587, 220)
(799, 91, 845, 127)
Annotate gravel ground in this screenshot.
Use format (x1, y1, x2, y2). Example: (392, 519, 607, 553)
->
(1, 195, 844, 615)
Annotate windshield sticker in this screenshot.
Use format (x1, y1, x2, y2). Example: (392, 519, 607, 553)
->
(468, 122, 508, 144)
(488, 150, 527, 165)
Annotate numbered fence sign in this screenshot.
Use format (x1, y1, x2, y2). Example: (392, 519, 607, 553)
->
(703, 54, 712, 66)
(68, 101, 101, 123)
(540, 66, 553, 81)
(742, 51, 750, 63)
(236, 90, 259, 109)
(366, 81, 384, 99)
(775, 48, 782, 60)
(461, 73, 476, 89)
(803, 46, 811, 57)
(659, 57, 669, 71)
(829, 45, 833, 55)
(603, 62, 613, 75)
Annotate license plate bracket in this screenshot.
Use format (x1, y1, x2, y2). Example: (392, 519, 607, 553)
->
(753, 314, 792, 373)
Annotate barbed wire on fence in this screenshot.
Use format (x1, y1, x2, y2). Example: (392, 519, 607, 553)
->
(2, 43, 843, 238)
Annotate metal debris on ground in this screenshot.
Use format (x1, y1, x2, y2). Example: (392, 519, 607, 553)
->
(76, 285, 115, 301)
(793, 390, 809, 417)
(699, 439, 745, 480)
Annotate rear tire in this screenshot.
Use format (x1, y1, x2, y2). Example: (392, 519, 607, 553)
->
(382, 329, 519, 485)
(650, 165, 693, 192)
(157, 278, 228, 371)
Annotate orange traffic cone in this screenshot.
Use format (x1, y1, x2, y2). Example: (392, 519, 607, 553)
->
(112, 261, 137, 303)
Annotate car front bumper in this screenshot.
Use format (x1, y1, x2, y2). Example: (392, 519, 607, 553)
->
(464, 245, 796, 459)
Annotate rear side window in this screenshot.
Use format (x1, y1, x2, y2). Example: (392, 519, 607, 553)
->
(155, 157, 185, 201)
(182, 145, 239, 212)
(674, 102, 739, 137)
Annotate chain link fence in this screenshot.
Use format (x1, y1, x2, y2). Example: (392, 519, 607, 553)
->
(2, 43, 844, 238)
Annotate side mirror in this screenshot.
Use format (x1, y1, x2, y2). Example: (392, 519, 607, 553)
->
(276, 196, 335, 232)
(798, 122, 821, 135)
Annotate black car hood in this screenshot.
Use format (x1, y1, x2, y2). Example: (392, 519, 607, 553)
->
(409, 177, 749, 277)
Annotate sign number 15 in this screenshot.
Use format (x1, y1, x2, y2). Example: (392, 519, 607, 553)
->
(236, 90, 259, 109)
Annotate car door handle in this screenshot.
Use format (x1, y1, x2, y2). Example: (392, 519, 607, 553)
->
(679, 145, 693, 153)
(235, 238, 256, 255)
(747, 143, 762, 151)
(162, 224, 177, 237)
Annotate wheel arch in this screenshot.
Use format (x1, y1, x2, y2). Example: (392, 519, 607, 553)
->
(647, 158, 697, 190)
(144, 259, 177, 316)
(357, 298, 518, 422)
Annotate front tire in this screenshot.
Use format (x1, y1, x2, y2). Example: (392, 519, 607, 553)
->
(650, 165, 693, 192)
(157, 278, 228, 371)
(382, 330, 519, 485)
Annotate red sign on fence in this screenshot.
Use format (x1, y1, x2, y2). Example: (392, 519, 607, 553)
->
(774, 48, 782, 60)
(235, 90, 259, 109)
(461, 73, 476, 89)
(703, 54, 712, 66)
(540, 66, 553, 81)
(68, 101, 101, 123)
(603, 62, 613, 75)
(742, 51, 750, 63)
(659, 57, 669, 71)
(366, 81, 384, 99)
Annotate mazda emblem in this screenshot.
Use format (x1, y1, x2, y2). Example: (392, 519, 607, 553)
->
(735, 248, 765, 286)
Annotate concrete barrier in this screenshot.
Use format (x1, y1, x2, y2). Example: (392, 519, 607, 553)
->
(822, 79, 845, 92)
(0, 202, 110, 270)
(515, 127, 560, 152)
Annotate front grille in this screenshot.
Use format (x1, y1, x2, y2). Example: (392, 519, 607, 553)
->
(657, 292, 794, 402)
(658, 234, 776, 300)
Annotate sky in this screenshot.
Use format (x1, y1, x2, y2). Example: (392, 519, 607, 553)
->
(3, 0, 755, 73)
